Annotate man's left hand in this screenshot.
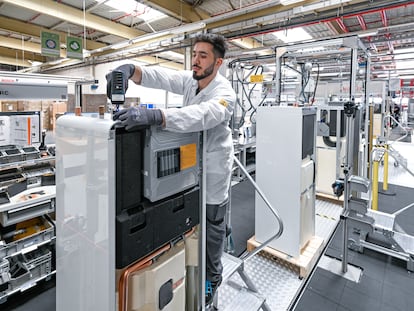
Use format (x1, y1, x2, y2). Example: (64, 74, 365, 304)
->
(113, 107, 163, 130)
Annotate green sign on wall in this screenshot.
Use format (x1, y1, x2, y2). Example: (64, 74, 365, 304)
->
(67, 36, 83, 59)
(41, 31, 60, 57)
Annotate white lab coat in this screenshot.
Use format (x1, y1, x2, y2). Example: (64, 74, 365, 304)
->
(141, 66, 236, 204)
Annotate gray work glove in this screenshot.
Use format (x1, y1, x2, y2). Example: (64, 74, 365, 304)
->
(113, 107, 163, 130)
(105, 64, 135, 98)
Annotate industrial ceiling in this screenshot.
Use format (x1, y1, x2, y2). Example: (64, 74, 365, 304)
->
(1, 0, 414, 82)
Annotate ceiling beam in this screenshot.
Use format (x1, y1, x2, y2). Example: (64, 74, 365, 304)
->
(0, 16, 106, 50)
(0, 55, 31, 68)
(2, 0, 144, 40)
(142, 0, 210, 23)
(1, 36, 39, 54)
(0, 47, 45, 62)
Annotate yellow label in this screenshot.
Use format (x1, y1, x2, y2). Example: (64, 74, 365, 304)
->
(180, 143, 197, 170)
(250, 74, 264, 83)
(218, 98, 228, 107)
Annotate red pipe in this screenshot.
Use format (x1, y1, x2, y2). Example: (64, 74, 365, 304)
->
(356, 15, 367, 31)
(230, 1, 414, 40)
(380, 10, 388, 27)
(336, 17, 349, 33)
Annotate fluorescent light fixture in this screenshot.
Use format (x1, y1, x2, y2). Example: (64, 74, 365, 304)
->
(357, 30, 378, 38)
(394, 47, 414, 60)
(280, 0, 303, 5)
(126, 22, 205, 47)
(111, 41, 131, 50)
(170, 22, 206, 35)
(49, 58, 68, 65)
(292, 0, 352, 13)
(28, 60, 43, 67)
(131, 31, 169, 44)
(312, 66, 324, 71)
(272, 27, 312, 43)
(101, 0, 166, 22)
(396, 60, 414, 69)
(318, 72, 341, 77)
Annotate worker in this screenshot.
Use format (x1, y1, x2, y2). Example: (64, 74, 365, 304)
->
(106, 33, 236, 307)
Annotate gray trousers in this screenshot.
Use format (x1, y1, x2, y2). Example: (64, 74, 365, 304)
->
(206, 199, 228, 284)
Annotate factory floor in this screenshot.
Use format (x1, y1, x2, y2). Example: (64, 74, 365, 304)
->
(294, 184, 414, 311)
(294, 139, 414, 311)
(2, 139, 413, 311)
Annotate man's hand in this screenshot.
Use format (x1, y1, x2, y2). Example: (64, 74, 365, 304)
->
(113, 107, 163, 130)
(106, 64, 135, 98)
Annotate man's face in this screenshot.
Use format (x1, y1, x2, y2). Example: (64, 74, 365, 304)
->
(192, 42, 221, 81)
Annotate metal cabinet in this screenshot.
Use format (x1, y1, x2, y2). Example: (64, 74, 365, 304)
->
(0, 144, 56, 304)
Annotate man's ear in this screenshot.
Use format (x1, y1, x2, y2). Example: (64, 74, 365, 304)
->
(216, 57, 223, 66)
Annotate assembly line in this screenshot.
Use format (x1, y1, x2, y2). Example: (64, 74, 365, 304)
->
(0, 1, 414, 311)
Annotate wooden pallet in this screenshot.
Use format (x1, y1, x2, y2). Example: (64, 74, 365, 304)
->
(247, 236, 324, 278)
(316, 192, 344, 205)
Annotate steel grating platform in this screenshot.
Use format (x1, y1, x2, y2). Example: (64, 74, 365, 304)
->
(217, 199, 342, 311)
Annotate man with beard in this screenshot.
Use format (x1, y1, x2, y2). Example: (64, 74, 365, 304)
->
(106, 33, 236, 308)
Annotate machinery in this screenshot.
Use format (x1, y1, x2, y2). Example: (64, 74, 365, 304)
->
(55, 115, 201, 311)
(338, 101, 414, 274)
(0, 111, 55, 304)
(55, 70, 203, 311)
(255, 106, 316, 258)
(346, 174, 414, 271)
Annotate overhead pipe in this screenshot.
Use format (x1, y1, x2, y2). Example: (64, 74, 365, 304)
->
(220, 1, 414, 42)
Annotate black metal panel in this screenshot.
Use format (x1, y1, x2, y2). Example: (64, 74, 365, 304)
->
(115, 129, 144, 214)
(115, 203, 154, 269)
(153, 187, 199, 247)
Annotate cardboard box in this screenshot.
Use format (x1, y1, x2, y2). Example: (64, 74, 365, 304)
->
(50, 101, 67, 130)
(1, 101, 19, 112)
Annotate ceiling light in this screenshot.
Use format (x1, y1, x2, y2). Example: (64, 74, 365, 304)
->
(397, 75, 414, 79)
(394, 47, 414, 60)
(49, 58, 68, 65)
(396, 60, 414, 69)
(357, 30, 378, 38)
(112, 22, 205, 51)
(131, 31, 169, 44)
(272, 27, 312, 43)
(170, 22, 206, 35)
(111, 41, 131, 50)
(28, 60, 43, 67)
(280, 0, 303, 5)
(102, 0, 166, 22)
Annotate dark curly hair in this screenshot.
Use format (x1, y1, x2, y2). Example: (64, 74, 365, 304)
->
(194, 33, 227, 58)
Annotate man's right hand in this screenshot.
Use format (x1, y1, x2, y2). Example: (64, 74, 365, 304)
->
(105, 64, 135, 98)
